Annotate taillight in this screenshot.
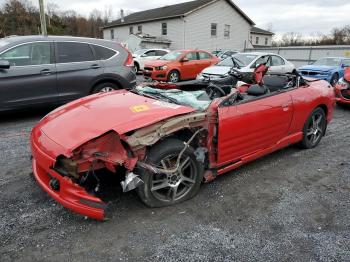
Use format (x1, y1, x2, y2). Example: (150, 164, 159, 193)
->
(121, 46, 133, 67)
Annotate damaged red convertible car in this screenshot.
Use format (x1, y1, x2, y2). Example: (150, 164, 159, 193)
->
(31, 67, 335, 220)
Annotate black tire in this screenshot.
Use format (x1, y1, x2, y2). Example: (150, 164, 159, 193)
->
(137, 138, 203, 207)
(92, 82, 118, 94)
(298, 107, 327, 149)
(167, 70, 180, 83)
(330, 73, 339, 87)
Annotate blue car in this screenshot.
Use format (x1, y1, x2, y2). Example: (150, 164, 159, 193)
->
(298, 57, 350, 86)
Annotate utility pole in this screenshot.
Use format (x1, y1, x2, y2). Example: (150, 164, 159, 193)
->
(39, 0, 47, 36)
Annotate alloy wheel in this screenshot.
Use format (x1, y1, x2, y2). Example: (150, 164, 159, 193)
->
(99, 87, 115, 93)
(306, 112, 324, 146)
(150, 154, 197, 202)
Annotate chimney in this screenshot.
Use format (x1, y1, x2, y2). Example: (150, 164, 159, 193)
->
(120, 9, 125, 23)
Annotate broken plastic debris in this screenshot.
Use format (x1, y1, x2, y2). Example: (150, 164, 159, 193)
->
(121, 172, 144, 192)
(194, 147, 208, 163)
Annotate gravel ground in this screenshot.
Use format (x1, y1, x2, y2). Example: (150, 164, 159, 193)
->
(0, 102, 349, 261)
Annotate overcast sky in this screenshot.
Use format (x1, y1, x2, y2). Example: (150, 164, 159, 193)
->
(1, 0, 349, 37)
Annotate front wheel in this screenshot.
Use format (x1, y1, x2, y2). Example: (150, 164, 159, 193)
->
(167, 70, 180, 83)
(298, 107, 327, 149)
(137, 139, 203, 207)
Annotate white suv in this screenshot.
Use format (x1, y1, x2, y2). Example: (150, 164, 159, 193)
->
(132, 49, 169, 72)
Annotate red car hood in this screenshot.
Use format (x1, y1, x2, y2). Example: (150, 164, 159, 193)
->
(145, 60, 172, 67)
(35, 90, 194, 155)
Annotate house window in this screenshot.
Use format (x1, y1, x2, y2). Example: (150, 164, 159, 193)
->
(265, 37, 268, 45)
(255, 37, 259, 44)
(138, 25, 142, 34)
(161, 23, 167, 35)
(129, 26, 133, 34)
(110, 29, 114, 39)
(224, 24, 230, 38)
(211, 23, 217, 37)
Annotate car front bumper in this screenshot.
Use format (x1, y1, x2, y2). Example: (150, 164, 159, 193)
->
(143, 69, 168, 81)
(31, 133, 106, 220)
(335, 86, 350, 105)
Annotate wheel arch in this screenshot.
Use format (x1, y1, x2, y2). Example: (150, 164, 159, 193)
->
(90, 77, 122, 94)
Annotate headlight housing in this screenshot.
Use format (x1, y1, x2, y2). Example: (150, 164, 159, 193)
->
(155, 65, 168, 70)
(337, 77, 349, 89)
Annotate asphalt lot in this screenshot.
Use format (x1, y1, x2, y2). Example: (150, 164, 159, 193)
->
(1, 91, 350, 261)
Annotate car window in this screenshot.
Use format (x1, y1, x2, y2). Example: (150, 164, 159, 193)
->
(342, 59, 350, 67)
(186, 52, 197, 61)
(0, 42, 51, 66)
(145, 50, 156, 56)
(199, 52, 211, 60)
(271, 55, 285, 66)
(92, 45, 116, 60)
(57, 42, 94, 63)
(254, 56, 271, 67)
(156, 50, 168, 56)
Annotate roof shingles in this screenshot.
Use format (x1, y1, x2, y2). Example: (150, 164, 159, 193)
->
(103, 0, 254, 29)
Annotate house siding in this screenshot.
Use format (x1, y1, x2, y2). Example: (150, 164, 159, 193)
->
(102, 0, 252, 51)
(183, 0, 251, 51)
(103, 19, 184, 51)
(250, 33, 273, 47)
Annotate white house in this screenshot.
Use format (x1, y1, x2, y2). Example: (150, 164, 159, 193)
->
(102, 0, 255, 52)
(250, 26, 274, 47)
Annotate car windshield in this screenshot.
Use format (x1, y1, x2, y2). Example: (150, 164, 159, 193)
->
(218, 57, 235, 67)
(134, 86, 211, 111)
(231, 53, 257, 67)
(314, 58, 342, 66)
(134, 49, 148, 55)
(160, 51, 183, 61)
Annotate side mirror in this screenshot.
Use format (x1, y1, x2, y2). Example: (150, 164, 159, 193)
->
(141, 54, 147, 57)
(181, 57, 189, 62)
(341, 63, 347, 68)
(0, 60, 10, 69)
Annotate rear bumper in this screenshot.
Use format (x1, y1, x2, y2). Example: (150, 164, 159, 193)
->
(31, 135, 106, 220)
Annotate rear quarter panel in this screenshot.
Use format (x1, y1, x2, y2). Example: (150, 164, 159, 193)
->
(289, 80, 335, 134)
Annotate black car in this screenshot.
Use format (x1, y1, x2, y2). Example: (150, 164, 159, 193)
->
(0, 35, 136, 112)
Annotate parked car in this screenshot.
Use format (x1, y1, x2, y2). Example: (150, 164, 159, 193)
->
(335, 66, 350, 105)
(143, 49, 220, 82)
(197, 52, 295, 80)
(0, 35, 136, 112)
(132, 48, 169, 72)
(31, 66, 335, 220)
(298, 57, 350, 86)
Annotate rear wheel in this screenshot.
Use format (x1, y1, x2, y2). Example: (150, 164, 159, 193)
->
(167, 70, 180, 83)
(299, 107, 327, 149)
(92, 82, 118, 94)
(137, 139, 203, 207)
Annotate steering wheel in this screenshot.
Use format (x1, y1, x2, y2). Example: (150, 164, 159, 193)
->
(206, 84, 227, 99)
